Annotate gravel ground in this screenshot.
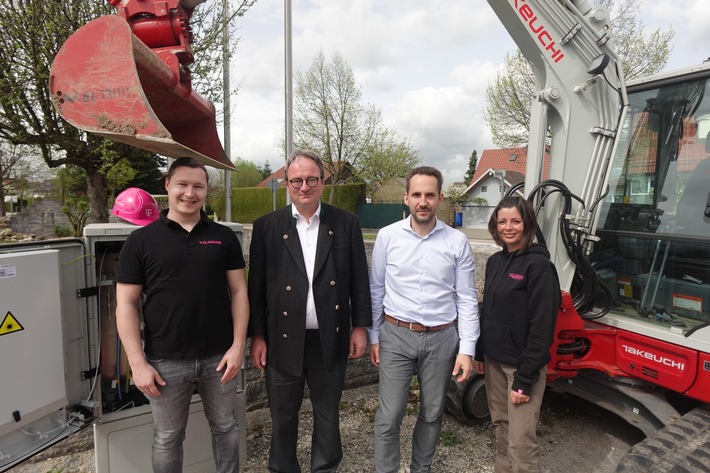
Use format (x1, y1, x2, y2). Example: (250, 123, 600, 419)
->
(242, 383, 645, 473)
(10, 382, 644, 473)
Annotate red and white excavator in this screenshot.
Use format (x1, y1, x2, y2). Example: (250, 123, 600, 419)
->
(447, 1, 710, 469)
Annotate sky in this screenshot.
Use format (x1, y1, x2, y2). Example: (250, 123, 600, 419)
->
(226, 0, 710, 188)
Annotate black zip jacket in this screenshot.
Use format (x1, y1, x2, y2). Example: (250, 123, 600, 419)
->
(475, 243, 559, 395)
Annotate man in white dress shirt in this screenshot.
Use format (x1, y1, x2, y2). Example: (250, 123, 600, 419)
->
(368, 166, 480, 473)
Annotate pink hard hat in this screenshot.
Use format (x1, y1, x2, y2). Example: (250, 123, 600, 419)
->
(112, 187, 159, 226)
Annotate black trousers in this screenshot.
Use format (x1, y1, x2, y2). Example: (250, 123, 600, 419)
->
(265, 330, 347, 473)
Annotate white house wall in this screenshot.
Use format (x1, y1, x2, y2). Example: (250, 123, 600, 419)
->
(462, 175, 505, 229)
(462, 205, 494, 229)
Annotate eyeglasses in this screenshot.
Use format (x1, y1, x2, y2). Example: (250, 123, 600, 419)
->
(288, 176, 321, 189)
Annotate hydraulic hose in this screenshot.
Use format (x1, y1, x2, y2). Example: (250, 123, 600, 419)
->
(509, 180, 613, 319)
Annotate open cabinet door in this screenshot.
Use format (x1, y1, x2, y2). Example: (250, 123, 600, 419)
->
(0, 242, 88, 471)
(84, 224, 247, 472)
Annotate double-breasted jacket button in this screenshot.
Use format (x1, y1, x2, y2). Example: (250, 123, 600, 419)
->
(286, 285, 292, 291)
(283, 234, 288, 240)
(335, 305, 340, 310)
(329, 280, 336, 286)
(328, 230, 334, 235)
(282, 311, 288, 317)
(335, 327, 340, 333)
(282, 333, 288, 339)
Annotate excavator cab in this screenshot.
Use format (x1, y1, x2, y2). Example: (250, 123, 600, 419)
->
(49, 0, 234, 170)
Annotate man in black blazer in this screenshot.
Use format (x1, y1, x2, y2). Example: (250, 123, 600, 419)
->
(248, 149, 372, 472)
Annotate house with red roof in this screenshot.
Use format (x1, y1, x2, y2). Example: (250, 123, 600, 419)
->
(459, 146, 550, 229)
(255, 165, 333, 188)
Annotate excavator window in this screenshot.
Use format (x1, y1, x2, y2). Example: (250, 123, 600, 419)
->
(593, 76, 710, 331)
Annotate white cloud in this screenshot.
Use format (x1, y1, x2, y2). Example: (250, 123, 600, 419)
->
(227, 0, 703, 187)
(639, 0, 709, 70)
(450, 60, 500, 95)
(386, 86, 491, 186)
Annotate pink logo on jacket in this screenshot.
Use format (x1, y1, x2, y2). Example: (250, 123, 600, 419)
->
(508, 272, 524, 280)
(199, 240, 222, 245)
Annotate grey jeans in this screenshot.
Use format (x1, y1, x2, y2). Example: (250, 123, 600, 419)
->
(146, 353, 240, 473)
(374, 321, 459, 473)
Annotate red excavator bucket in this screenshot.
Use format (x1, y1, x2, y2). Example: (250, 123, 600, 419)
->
(50, 15, 234, 170)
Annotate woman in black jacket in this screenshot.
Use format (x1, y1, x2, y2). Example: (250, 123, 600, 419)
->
(474, 196, 559, 473)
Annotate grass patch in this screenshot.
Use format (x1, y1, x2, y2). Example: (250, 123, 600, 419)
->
(438, 427, 463, 447)
(355, 398, 379, 423)
(250, 421, 268, 436)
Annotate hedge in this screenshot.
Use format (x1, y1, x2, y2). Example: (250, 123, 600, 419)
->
(211, 183, 366, 223)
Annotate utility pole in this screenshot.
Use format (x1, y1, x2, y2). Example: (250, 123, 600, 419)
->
(223, 0, 232, 220)
(284, 0, 292, 205)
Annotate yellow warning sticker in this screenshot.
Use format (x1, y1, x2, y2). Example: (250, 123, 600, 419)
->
(0, 311, 24, 336)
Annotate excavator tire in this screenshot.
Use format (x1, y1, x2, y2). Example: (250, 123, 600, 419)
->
(614, 405, 710, 472)
(445, 375, 490, 425)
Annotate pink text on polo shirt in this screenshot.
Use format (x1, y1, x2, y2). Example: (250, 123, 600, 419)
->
(508, 273, 524, 280)
(199, 240, 222, 245)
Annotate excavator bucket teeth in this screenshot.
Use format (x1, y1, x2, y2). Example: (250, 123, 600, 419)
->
(50, 15, 234, 170)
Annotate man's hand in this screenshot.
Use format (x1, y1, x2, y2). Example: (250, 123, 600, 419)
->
(452, 354, 473, 383)
(217, 344, 244, 383)
(370, 343, 380, 367)
(349, 327, 367, 359)
(132, 361, 166, 397)
(250, 335, 267, 372)
(474, 360, 485, 375)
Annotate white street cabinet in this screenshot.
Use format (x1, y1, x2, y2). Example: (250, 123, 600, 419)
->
(0, 223, 247, 472)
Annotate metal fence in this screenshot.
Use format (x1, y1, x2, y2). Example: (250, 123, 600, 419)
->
(357, 203, 410, 229)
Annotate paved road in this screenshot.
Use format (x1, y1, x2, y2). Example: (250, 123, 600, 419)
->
(457, 226, 493, 242)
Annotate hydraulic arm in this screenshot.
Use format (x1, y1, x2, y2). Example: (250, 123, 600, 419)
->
(488, 0, 628, 291)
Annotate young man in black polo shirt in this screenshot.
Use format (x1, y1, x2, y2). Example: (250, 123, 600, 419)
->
(115, 157, 248, 473)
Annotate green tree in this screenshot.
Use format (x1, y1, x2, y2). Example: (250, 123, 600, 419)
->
(53, 165, 87, 206)
(189, 0, 256, 108)
(232, 159, 265, 188)
(445, 183, 468, 205)
(0, 0, 254, 225)
(357, 129, 420, 195)
(209, 159, 264, 218)
(104, 158, 137, 199)
(484, 0, 675, 147)
(257, 161, 273, 180)
(294, 51, 381, 204)
(0, 143, 33, 217)
(62, 195, 90, 237)
(120, 150, 166, 195)
(483, 50, 535, 147)
(463, 150, 478, 185)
